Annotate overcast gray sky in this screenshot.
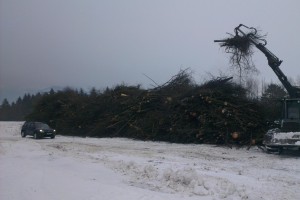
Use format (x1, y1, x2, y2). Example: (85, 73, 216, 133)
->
(1, 0, 300, 102)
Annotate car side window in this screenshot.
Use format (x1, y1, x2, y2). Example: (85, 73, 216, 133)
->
(29, 123, 33, 128)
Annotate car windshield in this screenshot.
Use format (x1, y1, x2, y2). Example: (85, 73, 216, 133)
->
(36, 123, 50, 129)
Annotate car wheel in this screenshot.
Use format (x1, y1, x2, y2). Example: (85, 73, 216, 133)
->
(34, 133, 39, 139)
(21, 131, 26, 138)
(51, 135, 55, 139)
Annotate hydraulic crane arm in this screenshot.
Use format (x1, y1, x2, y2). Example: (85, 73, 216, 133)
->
(234, 24, 300, 98)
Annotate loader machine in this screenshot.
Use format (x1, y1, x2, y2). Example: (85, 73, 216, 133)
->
(215, 24, 300, 153)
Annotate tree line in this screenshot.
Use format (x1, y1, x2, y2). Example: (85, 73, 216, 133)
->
(0, 93, 43, 121)
(0, 82, 287, 123)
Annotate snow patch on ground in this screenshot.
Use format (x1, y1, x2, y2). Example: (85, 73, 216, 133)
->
(112, 160, 245, 199)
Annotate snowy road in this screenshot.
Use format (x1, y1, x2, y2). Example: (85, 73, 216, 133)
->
(1, 122, 299, 200)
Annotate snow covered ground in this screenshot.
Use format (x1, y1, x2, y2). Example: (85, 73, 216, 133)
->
(0, 122, 299, 200)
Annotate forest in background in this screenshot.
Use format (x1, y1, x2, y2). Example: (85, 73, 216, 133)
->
(0, 70, 288, 145)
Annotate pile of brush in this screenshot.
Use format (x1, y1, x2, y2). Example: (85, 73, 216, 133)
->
(88, 69, 266, 146)
(28, 69, 267, 146)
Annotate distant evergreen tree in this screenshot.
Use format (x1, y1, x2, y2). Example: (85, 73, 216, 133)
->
(89, 87, 98, 97)
(0, 99, 12, 120)
(49, 88, 55, 95)
(261, 83, 287, 122)
(1, 98, 10, 108)
(262, 83, 287, 99)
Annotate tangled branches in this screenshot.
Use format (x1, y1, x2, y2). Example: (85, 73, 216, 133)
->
(220, 33, 254, 68)
(216, 26, 266, 80)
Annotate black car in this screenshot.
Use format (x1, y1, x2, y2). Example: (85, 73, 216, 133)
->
(21, 122, 56, 139)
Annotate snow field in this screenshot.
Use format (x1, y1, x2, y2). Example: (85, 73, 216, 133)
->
(1, 122, 300, 200)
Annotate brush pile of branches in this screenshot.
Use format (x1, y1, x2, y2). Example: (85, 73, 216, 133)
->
(28, 70, 267, 145)
(89, 69, 266, 145)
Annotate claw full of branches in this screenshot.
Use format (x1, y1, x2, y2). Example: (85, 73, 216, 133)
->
(215, 27, 266, 74)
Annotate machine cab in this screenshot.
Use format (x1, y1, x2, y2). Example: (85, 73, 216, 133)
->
(281, 99, 300, 132)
